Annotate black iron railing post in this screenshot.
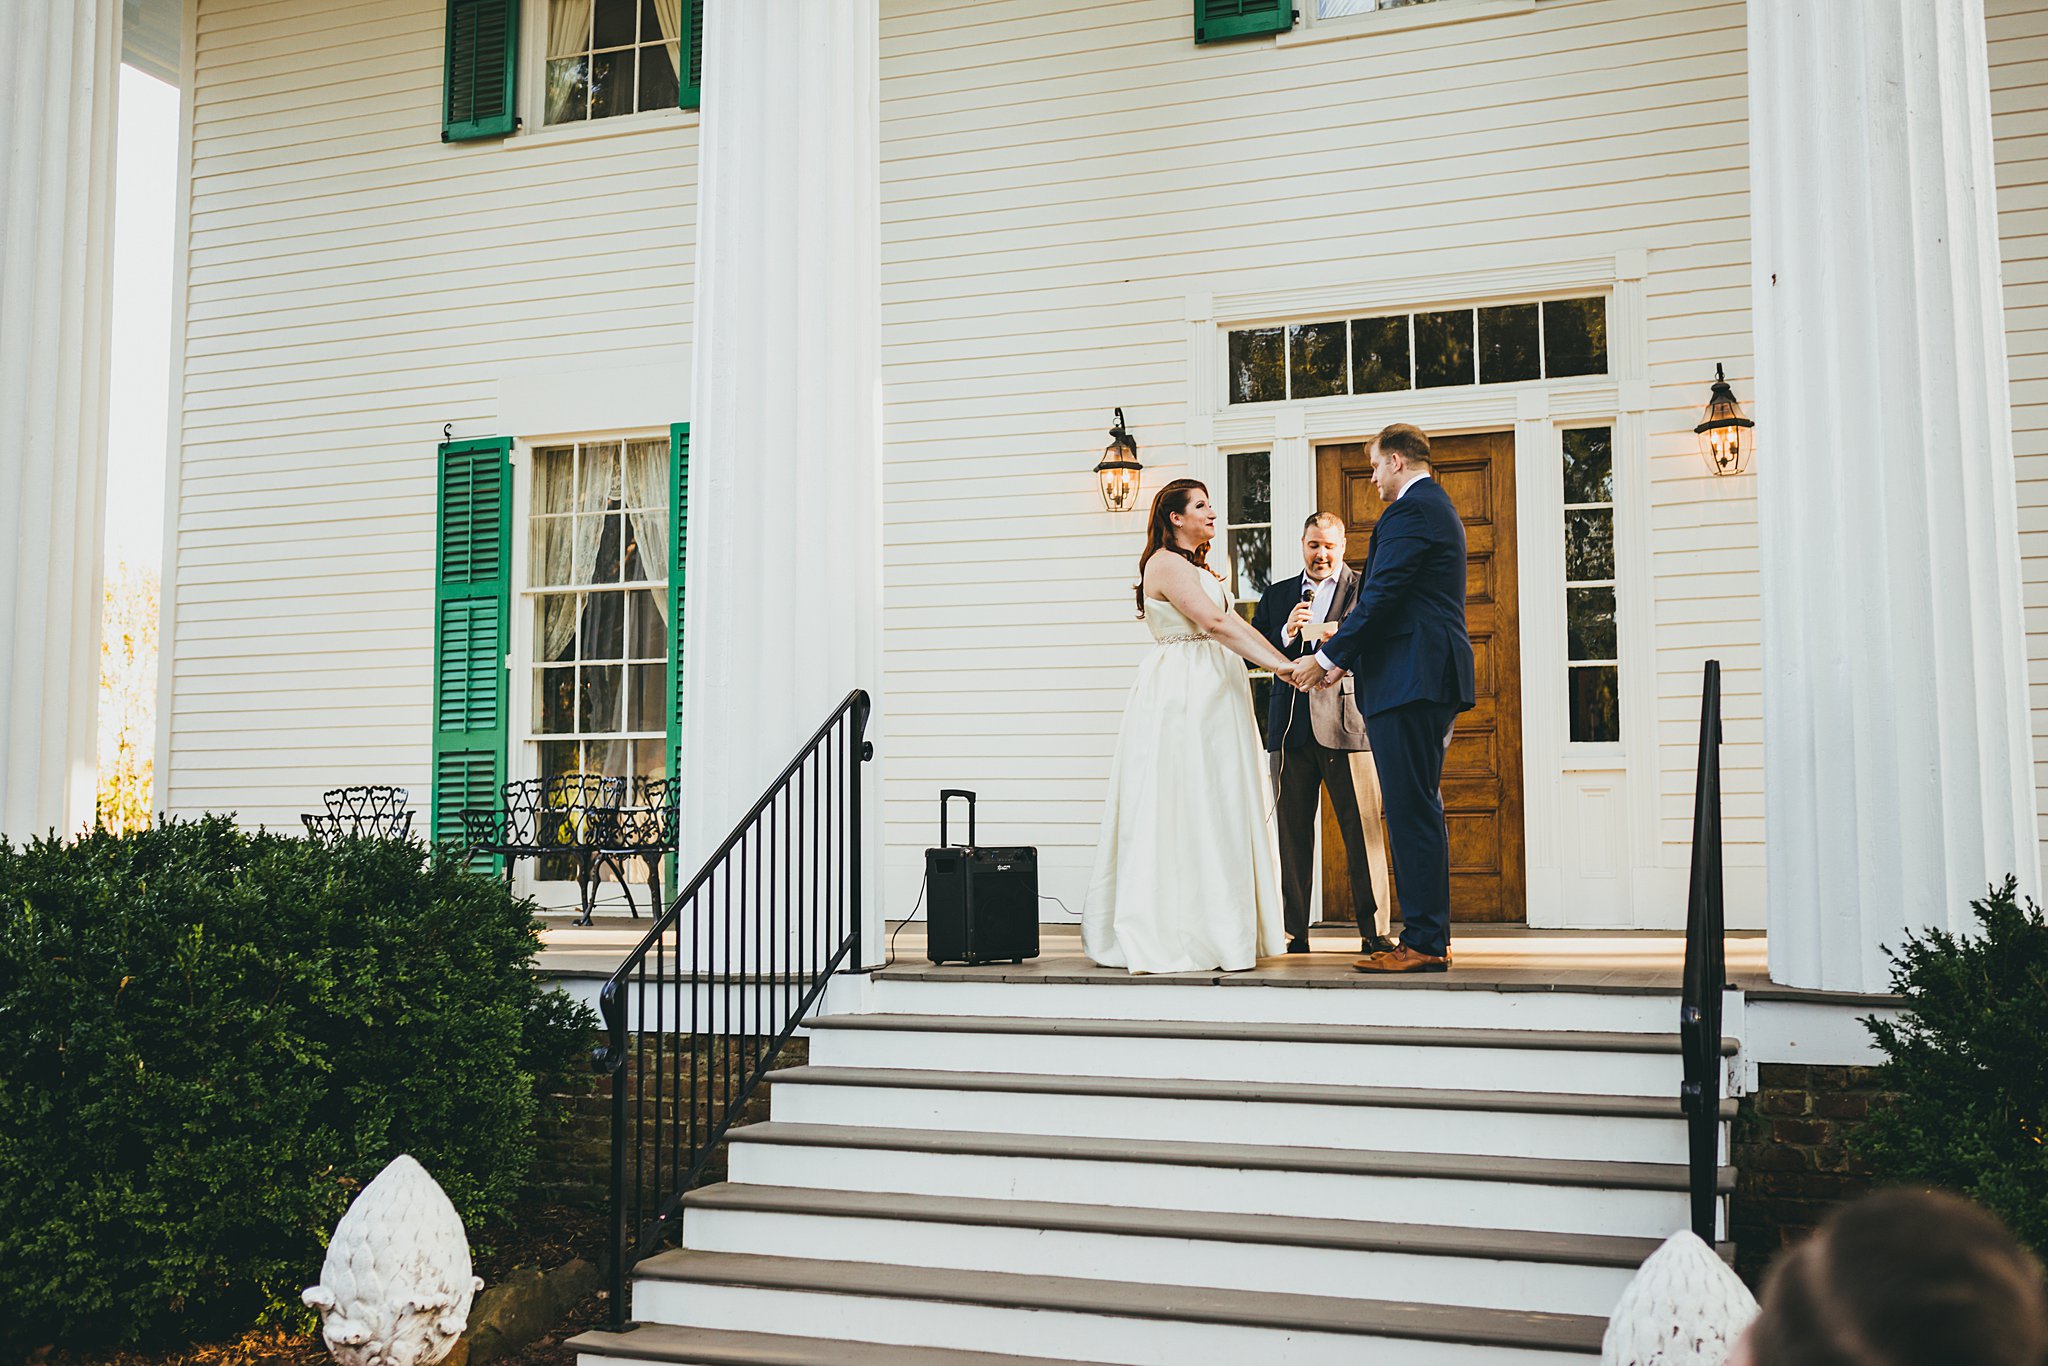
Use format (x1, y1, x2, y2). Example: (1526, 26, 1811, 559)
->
(1679, 659, 1726, 1244)
(597, 981, 630, 1330)
(851, 694, 872, 970)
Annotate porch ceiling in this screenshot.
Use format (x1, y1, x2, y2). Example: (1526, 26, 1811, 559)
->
(123, 0, 180, 86)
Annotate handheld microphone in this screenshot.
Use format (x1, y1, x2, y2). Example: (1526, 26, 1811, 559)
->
(1300, 576, 1318, 603)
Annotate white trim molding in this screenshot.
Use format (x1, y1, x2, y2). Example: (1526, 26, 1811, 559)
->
(1191, 251, 1663, 928)
(1211, 255, 1630, 328)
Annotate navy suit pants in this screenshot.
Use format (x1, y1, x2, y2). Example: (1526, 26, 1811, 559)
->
(1364, 699, 1459, 957)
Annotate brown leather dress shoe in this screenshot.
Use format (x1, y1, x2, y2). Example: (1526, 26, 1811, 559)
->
(1352, 944, 1450, 973)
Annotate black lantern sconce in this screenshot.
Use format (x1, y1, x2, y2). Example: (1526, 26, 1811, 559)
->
(1094, 408, 1144, 513)
(1695, 364, 1756, 476)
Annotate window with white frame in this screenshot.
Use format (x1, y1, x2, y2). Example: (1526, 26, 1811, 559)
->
(529, 438, 670, 876)
(543, 0, 684, 125)
(1224, 451, 1273, 622)
(1226, 296, 1607, 405)
(1316, 0, 1444, 13)
(1562, 427, 1619, 744)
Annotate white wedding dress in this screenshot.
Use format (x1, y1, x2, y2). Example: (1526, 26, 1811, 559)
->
(1084, 572, 1288, 973)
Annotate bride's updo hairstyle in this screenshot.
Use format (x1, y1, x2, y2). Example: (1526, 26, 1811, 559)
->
(1134, 478, 1213, 617)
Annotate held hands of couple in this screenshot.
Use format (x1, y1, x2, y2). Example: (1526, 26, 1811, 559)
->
(1283, 657, 1347, 692)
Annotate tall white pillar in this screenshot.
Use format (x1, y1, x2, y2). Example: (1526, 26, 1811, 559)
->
(0, 0, 121, 841)
(1751, 1, 2041, 991)
(678, 1, 882, 938)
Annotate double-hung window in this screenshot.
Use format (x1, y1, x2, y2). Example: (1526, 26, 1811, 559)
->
(528, 439, 672, 881)
(543, 0, 686, 125)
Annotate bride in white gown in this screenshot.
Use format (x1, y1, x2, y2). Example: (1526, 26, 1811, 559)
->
(1084, 478, 1294, 973)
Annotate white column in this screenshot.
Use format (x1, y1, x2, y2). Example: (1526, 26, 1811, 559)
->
(1751, 0, 2041, 991)
(678, 1, 882, 940)
(0, 0, 121, 841)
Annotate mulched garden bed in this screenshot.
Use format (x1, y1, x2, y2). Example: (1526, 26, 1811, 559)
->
(26, 1203, 609, 1366)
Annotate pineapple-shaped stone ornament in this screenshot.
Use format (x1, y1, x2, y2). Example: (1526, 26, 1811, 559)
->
(303, 1155, 483, 1366)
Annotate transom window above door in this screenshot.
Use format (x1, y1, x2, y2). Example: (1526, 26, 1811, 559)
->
(528, 439, 671, 842)
(1226, 296, 1607, 405)
(544, 0, 686, 125)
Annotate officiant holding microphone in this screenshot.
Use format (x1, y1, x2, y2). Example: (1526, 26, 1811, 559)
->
(1251, 513, 1396, 956)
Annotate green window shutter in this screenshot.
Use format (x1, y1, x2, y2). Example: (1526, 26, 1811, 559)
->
(432, 437, 512, 863)
(665, 423, 690, 781)
(445, 0, 519, 142)
(679, 0, 704, 110)
(1194, 0, 1295, 44)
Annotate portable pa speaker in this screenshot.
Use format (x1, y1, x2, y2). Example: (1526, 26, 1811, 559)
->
(925, 789, 1039, 966)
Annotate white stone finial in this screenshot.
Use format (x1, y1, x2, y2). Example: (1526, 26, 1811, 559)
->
(1601, 1230, 1758, 1366)
(302, 1155, 483, 1366)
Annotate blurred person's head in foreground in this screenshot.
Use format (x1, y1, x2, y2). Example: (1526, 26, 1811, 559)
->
(1733, 1188, 2048, 1366)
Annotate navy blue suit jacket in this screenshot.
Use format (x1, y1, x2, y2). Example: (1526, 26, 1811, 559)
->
(1319, 477, 1476, 718)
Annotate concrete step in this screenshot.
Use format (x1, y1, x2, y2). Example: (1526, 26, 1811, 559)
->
(804, 1013, 1731, 1097)
(861, 975, 1725, 1035)
(571, 1323, 1074, 1365)
(681, 1182, 1679, 1318)
(764, 1064, 1733, 1165)
(626, 1250, 1607, 1364)
(724, 1121, 1731, 1240)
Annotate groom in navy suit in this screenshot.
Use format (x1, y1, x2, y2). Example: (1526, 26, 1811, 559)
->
(1287, 423, 1475, 973)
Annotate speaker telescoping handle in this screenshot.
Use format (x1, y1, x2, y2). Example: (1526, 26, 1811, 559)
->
(940, 789, 976, 849)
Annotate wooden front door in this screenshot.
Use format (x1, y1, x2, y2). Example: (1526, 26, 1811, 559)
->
(1314, 432, 1526, 923)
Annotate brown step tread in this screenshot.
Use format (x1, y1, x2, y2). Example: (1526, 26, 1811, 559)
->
(728, 1120, 1736, 1192)
(684, 1181, 1719, 1268)
(766, 1063, 1739, 1119)
(569, 1323, 1074, 1365)
(626, 1250, 1609, 1354)
(806, 1011, 1738, 1054)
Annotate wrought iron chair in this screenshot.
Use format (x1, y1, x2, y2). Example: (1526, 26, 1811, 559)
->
(597, 775, 680, 919)
(461, 774, 628, 924)
(301, 784, 414, 843)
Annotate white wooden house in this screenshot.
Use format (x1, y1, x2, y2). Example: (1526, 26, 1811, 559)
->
(26, 0, 2028, 976)
(1, 1, 2043, 1356)
(10, 0, 2048, 965)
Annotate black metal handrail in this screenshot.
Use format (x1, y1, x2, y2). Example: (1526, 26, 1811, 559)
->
(1679, 659, 1726, 1243)
(594, 689, 874, 1329)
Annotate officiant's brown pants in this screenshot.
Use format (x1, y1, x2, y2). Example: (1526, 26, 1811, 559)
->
(1270, 742, 1389, 944)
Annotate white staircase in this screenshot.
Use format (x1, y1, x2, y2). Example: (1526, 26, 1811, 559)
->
(572, 973, 1738, 1365)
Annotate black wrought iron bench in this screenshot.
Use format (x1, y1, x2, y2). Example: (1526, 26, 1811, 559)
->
(301, 784, 414, 843)
(459, 774, 629, 925)
(598, 775, 680, 920)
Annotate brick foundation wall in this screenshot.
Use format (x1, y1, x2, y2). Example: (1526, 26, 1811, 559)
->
(1732, 1062, 1892, 1283)
(530, 1033, 810, 1207)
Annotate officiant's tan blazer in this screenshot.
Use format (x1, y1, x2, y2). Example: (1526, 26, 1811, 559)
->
(1304, 564, 1371, 751)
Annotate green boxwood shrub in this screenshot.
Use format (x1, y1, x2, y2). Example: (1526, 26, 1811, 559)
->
(0, 817, 596, 1350)
(1855, 877, 2048, 1257)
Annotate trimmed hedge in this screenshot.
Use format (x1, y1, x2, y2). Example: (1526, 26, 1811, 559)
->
(1856, 877, 2048, 1258)
(0, 817, 596, 1350)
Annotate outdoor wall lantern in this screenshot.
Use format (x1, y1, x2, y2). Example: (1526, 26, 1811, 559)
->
(1094, 408, 1144, 513)
(1695, 364, 1756, 476)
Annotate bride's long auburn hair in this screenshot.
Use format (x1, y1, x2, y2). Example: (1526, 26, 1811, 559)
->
(1134, 478, 1218, 617)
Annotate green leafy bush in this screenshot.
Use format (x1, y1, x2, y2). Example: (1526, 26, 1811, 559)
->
(0, 817, 596, 1350)
(1855, 877, 2048, 1256)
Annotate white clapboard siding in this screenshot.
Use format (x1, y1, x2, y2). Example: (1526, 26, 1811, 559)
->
(875, 0, 1758, 919)
(162, 0, 699, 823)
(161, 0, 2048, 922)
(1993, 0, 2048, 852)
